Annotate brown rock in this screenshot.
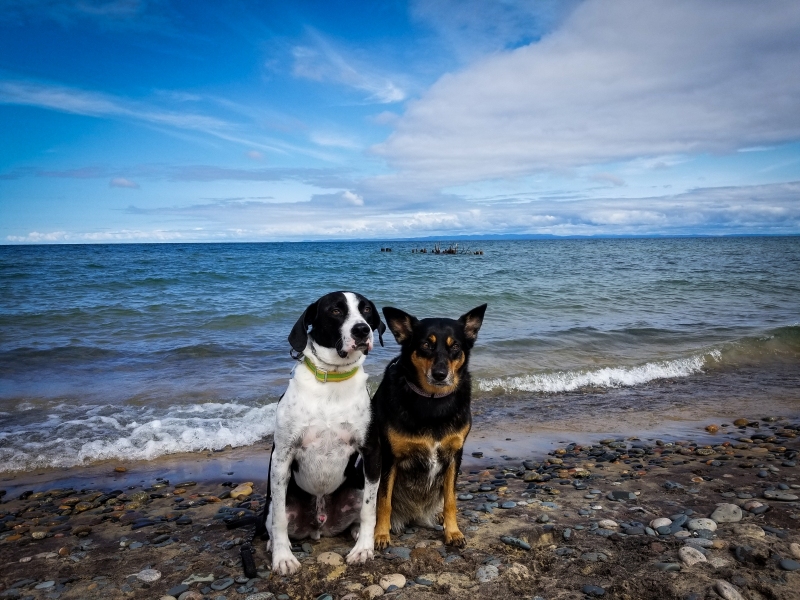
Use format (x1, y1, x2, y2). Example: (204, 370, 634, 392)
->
(733, 418, 749, 426)
(72, 525, 92, 537)
(705, 424, 719, 433)
(410, 547, 444, 565)
(73, 502, 93, 513)
(230, 483, 254, 500)
(58, 546, 70, 557)
(114, 466, 128, 472)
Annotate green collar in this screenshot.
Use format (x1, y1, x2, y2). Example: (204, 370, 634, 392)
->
(303, 356, 360, 383)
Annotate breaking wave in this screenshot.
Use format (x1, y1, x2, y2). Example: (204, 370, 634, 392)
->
(478, 350, 721, 394)
(0, 401, 277, 473)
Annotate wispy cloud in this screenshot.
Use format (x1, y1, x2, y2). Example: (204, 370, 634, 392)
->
(3, 0, 146, 24)
(109, 177, 139, 188)
(411, 0, 576, 62)
(0, 79, 334, 159)
(589, 173, 625, 187)
(0, 163, 356, 188)
(291, 31, 406, 104)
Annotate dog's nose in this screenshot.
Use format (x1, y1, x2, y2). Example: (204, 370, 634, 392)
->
(431, 363, 449, 382)
(351, 322, 370, 340)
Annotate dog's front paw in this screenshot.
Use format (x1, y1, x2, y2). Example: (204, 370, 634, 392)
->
(374, 532, 391, 550)
(272, 550, 301, 575)
(444, 529, 467, 548)
(346, 543, 374, 564)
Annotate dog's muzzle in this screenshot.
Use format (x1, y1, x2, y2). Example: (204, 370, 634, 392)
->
(348, 322, 373, 355)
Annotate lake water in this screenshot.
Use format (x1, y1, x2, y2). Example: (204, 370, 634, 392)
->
(1, 237, 799, 472)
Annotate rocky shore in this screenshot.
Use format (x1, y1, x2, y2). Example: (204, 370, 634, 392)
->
(1, 416, 799, 600)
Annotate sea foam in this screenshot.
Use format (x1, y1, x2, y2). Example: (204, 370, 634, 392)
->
(477, 350, 721, 394)
(0, 402, 276, 473)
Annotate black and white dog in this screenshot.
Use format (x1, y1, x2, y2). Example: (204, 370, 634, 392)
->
(261, 291, 385, 575)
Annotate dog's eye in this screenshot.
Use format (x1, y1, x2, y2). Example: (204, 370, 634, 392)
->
(331, 308, 342, 316)
(362, 306, 371, 313)
(451, 344, 461, 353)
(422, 341, 432, 351)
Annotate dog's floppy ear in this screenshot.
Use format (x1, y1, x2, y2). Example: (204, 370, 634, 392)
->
(288, 300, 318, 353)
(458, 303, 487, 342)
(365, 299, 387, 347)
(382, 306, 417, 345)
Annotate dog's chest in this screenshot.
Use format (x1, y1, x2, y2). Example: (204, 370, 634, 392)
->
(278, 377, 371, 495)
(387, 426, 468, 475)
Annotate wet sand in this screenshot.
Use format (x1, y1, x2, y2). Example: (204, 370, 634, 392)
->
(2, 399, 800, 600)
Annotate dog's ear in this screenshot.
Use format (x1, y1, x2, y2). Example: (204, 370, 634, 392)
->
(458, 303, 487, 342)
(365, 299, 387, 347)
(382, 306, 417, 345)
(288, 300, 318, 353)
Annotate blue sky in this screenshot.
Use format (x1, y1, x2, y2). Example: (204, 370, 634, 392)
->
(1, 0, 799, 243)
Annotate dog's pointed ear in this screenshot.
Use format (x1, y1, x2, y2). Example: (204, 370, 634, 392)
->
(288, 300, 318, 353)
(459, 303, 487, 342)
(382, 306, 417, 345)
(365, 299, 387, 347)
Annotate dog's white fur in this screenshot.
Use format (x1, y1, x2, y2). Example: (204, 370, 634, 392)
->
(268, 292, 378, 575)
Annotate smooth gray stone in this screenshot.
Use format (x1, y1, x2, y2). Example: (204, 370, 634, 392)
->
(168, 585, 189, 597)
(500, 535, 531, 550)
(711, 504, 742, 523)
(211, 578, 234, 591)
(582, 584, 605, 597)
(386, 546, 411, 559)
(670, 514, 688, 528)
(779, 558, 800, 571)
(763, 490, 799, 501)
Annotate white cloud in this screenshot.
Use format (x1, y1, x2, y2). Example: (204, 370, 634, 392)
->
(376, 0, 800, 186)
(109, 177, 139, 188)
(8, 180, 794, 243)
(342, 190, 364, 206)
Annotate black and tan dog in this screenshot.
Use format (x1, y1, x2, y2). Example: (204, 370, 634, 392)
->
(372, 303, 487, 549)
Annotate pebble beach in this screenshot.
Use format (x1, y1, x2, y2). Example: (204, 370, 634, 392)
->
(2, 413, 799, 600)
